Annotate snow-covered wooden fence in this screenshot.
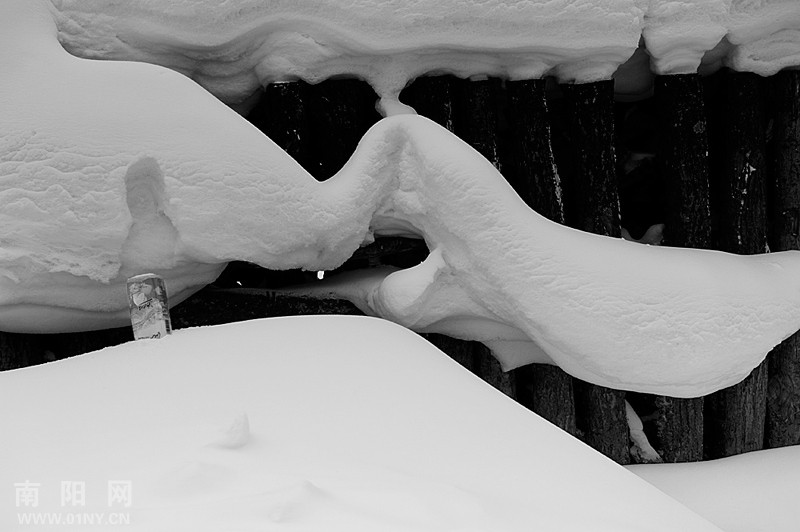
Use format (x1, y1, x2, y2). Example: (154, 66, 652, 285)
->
(2, 70, 800, 465)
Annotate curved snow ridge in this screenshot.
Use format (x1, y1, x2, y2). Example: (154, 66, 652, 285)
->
(48, 0, 800, 111)
(324, 117, 800, 398)
(4, 0, 800, 397)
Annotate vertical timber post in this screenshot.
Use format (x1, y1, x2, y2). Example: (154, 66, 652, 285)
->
(399, 75, 457, 132)
(248, 82, 313, 170)
(653, 73, 707, 462)
(705, 70, 769, 459)
(766, 69, 800, 448)
(452, 76, 515, 396)
(558, 80, 629, 464)
(454, 77, 503, 170)
(504, 78, 577, 435)
(307, 79, 382, 181)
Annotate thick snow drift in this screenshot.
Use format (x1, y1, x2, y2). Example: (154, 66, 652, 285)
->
(48, 0, 800, 110)
(3, 0, 800, 397)
(0, 316, 723, 532)
(630, 445, 800, 532)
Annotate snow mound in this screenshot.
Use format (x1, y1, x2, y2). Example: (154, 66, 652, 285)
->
(3, 0, 800, 397)
(630, 445, 800, 532)
(0, 316, 722, 531)
(48, 0, 800, 111)
(50, 0, 647, 111)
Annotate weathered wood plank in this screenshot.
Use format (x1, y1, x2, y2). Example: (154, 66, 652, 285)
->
(307, 78, 382, 181)
(504, 79, 565, 222)
(503, 78, 577, 435)
(652, 73, 708, 462)
(399, 75, 457, 131)
(704, 70, 769, 459)
(248, 81, 314, 171)
(171, 288, 363, 330)
(766, 70, 800, 449)
(555, 80, 629, 464)
(453, 77, 503, 170)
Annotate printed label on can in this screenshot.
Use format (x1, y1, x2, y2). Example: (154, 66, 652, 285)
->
(126, 274, 172, 340)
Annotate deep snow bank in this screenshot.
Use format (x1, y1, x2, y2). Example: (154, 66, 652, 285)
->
(3, 0, 800, 397)
(630, 445, 800, 532)
(0, 316, 723, 532)
(48, 0, 800, 111)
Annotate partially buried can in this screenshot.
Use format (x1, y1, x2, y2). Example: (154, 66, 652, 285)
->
(126, 273, 172, 340)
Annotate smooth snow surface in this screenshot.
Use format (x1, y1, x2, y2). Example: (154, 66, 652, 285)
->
(0, 316, 723, 532)
(4, 0, 800, 397)
(49, 0, 800, 110)
(630, 445, 800, 532)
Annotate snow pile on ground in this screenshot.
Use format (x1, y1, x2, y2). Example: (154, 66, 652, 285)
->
(0, 316, 724, 531)
(49, 0, 800, 110)
(4, 0, 800, 397)
(630, 445, 800, 532)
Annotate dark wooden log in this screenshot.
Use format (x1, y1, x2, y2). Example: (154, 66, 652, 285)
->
(474, 343, 516, 398)
(43, 328, 132, 360)
(652, 395, 704, 463)
(555, 80, 629, 464)
(422, 333, 477, 373)
(247, 81, 314, 172)
(573, 380, 630, 463)
(558, 80, 621, 236)
(502, 78, 576, 434)
(651, 73, 709, 462)
(306, 78, 382, 181)
(704, 70, 769, 459)
(705, 365, 769, 458)
(170, 287, 363, 329)
(422, 336, 515, 398)
(515, 364, 578, 435)
(766, 70, 800, 448)
(767, 337, 800, 448)
(399, 75, 458, 132)
(0, 328, 132, 372)
(453, 77, 503, 170)
(706, 71, 768, 255)
(0, 332, 44, 371)
(504, 79, 565, 221)
(656, 74, 713, 248)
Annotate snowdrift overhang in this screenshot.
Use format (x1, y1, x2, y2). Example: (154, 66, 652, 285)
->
(49, 0, 800, 109)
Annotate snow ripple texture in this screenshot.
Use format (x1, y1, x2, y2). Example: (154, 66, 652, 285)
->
(2, 0, 800, 398)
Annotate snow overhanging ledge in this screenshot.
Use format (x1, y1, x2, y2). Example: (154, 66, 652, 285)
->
(2, 0, 800, 398)
(48, 0, 800, 110)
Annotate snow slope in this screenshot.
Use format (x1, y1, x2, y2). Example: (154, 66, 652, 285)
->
(3, 0, 800, 397)
(0, 316, 723, 532)
(630, 446, 800, 532)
